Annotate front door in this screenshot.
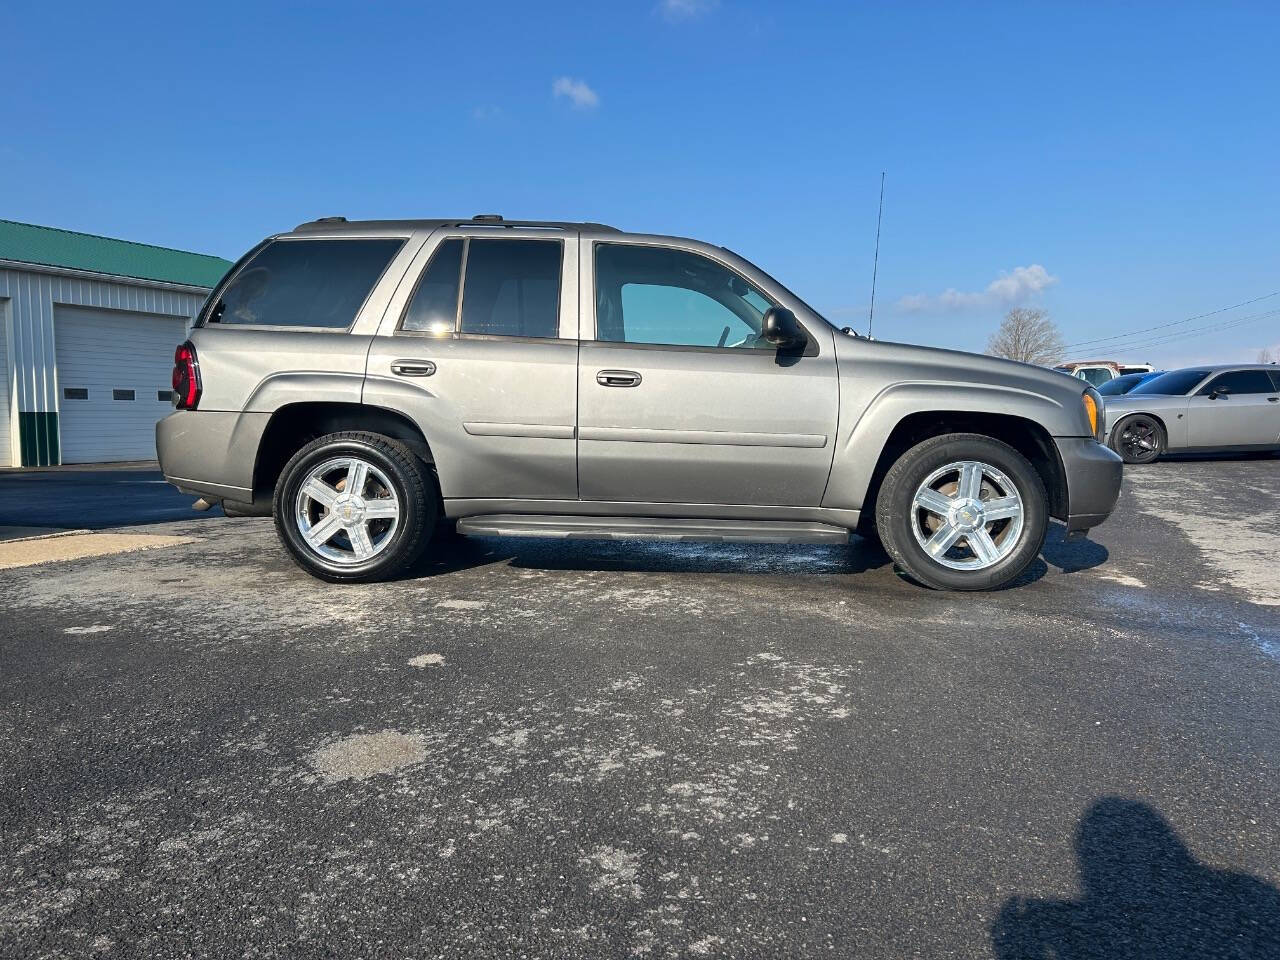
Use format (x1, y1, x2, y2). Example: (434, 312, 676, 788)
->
(1185, 368, 1280, 447)
(576, 240, 838, 507)
(364, 229, 580, 503)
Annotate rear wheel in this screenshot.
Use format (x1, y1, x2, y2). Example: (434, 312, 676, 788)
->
(1109, 414, 1165, 464)
(875, 433, 1049, 591)
(273, 431, 436, 583)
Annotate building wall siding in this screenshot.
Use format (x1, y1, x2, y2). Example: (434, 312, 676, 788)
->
(0, 267, 210, 465)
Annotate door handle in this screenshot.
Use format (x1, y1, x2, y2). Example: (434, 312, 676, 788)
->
(596, 369, 642, 388)
(1269, 396, 1279, 402)
(391, 360, 436, 377)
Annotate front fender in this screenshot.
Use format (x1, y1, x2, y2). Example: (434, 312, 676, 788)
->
(823, 380, 1075, 511)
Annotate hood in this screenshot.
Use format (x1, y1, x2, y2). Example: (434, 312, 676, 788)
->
(839, 334, 1086, 398)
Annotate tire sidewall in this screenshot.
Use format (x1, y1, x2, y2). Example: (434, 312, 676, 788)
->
(881, 436, 1049, 591)
(275, 435, 432, 581)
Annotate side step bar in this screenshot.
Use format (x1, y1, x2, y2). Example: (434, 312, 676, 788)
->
(455, 514, 850, 545)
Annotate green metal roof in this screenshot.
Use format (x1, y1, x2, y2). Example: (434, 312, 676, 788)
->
(0, 219, 233, 288)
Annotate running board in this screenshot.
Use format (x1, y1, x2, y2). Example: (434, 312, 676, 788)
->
(454, 514, 851, 545)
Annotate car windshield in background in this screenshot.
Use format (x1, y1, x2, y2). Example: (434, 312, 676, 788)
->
(1129, 369, 1210, 395)
(1097, 373, 1147, 395)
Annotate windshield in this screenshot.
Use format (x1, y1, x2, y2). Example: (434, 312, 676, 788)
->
(1129, 369, 1209, 396)
(1097, 373, 1146, 395)
(722, 247, 838, 330)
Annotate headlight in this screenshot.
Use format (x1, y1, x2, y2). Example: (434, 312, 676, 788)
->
(1082, 389, 1104, 441)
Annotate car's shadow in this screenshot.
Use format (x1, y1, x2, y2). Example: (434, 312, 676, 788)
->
(407, 522, 1107, 588)
(410, 531, 893, 580)
(992, 797, 1280, 958)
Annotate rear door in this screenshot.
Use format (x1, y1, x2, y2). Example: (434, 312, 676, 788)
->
(1185, 369, 1280, 447)
(364, 228, 579, 503)
(576, 239, 838, 507)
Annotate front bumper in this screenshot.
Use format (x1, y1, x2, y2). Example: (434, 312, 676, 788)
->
(1054, 437, 1123, 533)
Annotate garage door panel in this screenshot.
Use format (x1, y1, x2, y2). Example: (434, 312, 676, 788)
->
(55, 305, 187, 463)
(0, 304, 10, 467)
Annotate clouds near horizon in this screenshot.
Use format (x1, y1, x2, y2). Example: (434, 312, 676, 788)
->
(897, 265, 1059, 313)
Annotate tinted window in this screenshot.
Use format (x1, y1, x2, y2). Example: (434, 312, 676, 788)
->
(112, 389, 135, 401)
(1198, 369, 1276, 395)
(63, 387, 88, 400)
(1130, 369, 1210, 395)
(1270, 369, 1280, 392)
(595, 244, 776, 349)
(402, 239, 463, 334)
(209, 238, 403, 329)
(1097, 373, 1146, 395)
(459, 239, 561, 338)
(157, 390, 174, 402)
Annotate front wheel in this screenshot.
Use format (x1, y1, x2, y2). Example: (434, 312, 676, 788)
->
(1109, 414, 1165, 464)
(273, 431, 437, 583)
(875, 433, 1049, 591)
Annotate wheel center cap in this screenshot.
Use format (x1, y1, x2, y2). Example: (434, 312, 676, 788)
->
(951, 498, 985, 531)
(334, 495, 366, 524)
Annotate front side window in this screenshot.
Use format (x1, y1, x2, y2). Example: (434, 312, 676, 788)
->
(208, 238, 403, 329)
(1198, 369, 1277, 395)
(594, 244, 778, 349)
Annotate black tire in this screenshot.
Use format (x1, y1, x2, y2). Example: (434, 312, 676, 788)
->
(875, 433, 1049, 591)
(273, 431, 437, 583)
(1109, 414, 1166, 464)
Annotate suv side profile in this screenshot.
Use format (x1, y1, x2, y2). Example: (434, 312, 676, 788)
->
(158, 216, 1122, 591)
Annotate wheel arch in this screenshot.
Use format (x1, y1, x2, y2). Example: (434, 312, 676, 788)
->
(849, 410, 1068, 533)
(251, 402, 434, 511)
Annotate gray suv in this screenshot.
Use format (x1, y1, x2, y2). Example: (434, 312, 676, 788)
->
(158, 216, 1122, 590)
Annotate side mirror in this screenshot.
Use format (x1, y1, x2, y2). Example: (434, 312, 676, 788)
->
(761, 307, 805, 349)
(1209, 388, 1229, 400)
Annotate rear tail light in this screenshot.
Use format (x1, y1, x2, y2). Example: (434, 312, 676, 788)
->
(172, 341, 202, 410)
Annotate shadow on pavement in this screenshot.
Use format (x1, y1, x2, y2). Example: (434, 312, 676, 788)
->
(992, 797, 1280, 959)
(409, 531, 893, 579)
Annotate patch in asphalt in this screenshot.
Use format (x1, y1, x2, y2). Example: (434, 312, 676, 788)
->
(306, 729, 430, 782)
(0, 532, 195, 570)
(407, 652, 446, 667)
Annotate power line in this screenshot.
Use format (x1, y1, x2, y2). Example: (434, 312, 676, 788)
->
(1083, 307, 1280, 355)
(1062, 289, 1280, 350)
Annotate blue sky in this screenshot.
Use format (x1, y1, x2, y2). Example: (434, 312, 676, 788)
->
(2, 0, 1277, 365)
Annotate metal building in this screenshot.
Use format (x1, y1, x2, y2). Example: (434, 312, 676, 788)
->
(0, 220, 231, 466)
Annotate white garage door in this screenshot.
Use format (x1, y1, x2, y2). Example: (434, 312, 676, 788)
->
(55, 304, 187, 463)
(0, 302, 11, 467)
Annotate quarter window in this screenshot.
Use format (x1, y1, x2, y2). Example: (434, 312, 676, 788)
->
(594, 244, 777, 349)
(1198, 370, 1276, 395)
(207, 238, 403, 329)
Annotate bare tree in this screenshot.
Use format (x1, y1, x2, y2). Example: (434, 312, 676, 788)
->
(1259, 347, 1276, 364)
(985, 307, 1066, 365)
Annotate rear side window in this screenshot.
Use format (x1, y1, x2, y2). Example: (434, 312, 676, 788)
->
(401, 239, 464, 334)
(208, 238, 403, 329)
(460, 239, 562, 338)
(1198, 369, 1276, 395)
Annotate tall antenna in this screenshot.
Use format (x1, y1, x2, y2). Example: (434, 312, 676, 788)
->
(867, 171, 885, 339)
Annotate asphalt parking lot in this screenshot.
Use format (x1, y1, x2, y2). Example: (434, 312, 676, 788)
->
(2, 458, 1278, 958)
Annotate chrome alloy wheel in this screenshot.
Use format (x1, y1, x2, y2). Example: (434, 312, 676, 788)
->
(909, 460, 1025, 571)
(293, 456, 401, 566)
